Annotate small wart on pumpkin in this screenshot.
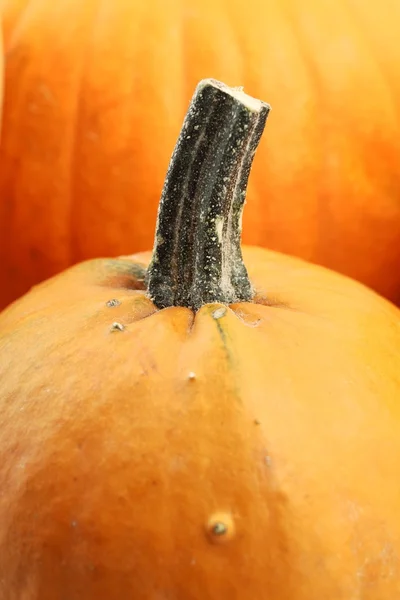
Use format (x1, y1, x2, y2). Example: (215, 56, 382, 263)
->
(110, 322, 125, 332)
(188, 372, 196, 381)
(212, 522, 227, 535)
(106, 299, 121, 308)
(212, 307, 227, 320)
(206, 512, 235, 544)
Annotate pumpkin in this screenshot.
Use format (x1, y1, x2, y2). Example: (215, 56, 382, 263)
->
(0, 24, 3, 131)
(1, 79, 400, 599)
(0, 26, 3, 189)
(1, 0, 400, 311)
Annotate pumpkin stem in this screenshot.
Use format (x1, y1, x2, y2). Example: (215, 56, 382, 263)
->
(146, 79, 270, 311)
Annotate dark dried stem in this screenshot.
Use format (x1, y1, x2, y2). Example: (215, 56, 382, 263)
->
(146, 79, 270, 311)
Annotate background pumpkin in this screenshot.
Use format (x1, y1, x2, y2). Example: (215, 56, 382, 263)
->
(1, 80, 400, 598)
(1, 0, 400, 310)
(0, 24, 3, 134)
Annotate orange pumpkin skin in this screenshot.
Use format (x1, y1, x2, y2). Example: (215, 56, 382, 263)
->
(0, 26, 3, 127)
(2, 0, 400, 309)
(0, 247, 400, 599)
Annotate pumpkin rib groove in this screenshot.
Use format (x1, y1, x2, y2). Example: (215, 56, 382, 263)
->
(248, 0, 324, 258)
(219, 0, 247, 89)
(344, 1, 400, 131)
(178, 1, 190, 119)
(67, 1, 103, 267)
(181, 1, 205, 107)
(2, 0, 33, 47)
(279, 0, 336, 266)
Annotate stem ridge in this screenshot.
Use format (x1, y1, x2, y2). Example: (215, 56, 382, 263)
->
(146, 79, 270, 311)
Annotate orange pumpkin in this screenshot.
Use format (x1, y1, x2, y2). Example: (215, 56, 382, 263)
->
(1, 0, 400, 311)
(0, 24, 3, 131)
(1, 80, 400, 599)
